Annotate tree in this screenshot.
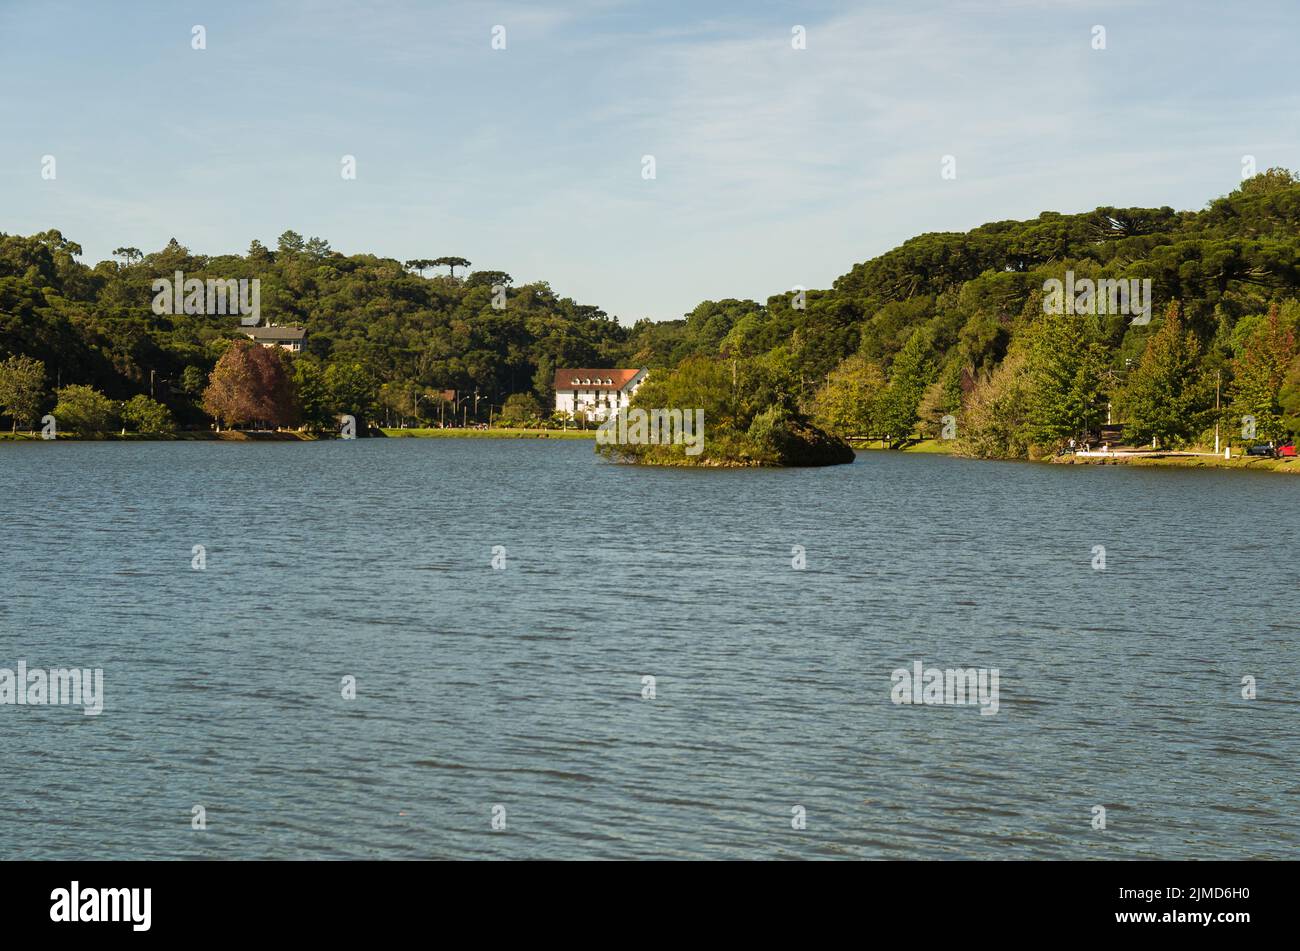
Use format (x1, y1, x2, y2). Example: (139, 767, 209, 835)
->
(874, 328, 936, 446)
(0, 354, 46, 431)
(955, 347, 1032, 459)
(810, 354, 885, 437)
(202, 341, 297, 429)
(277, 230, 306, 255)
(1234, 167, 1299, 198)
(404, 259, 436, 277)
(121, 395, 174, 433)
(1022, 308, 1107, 449)
(1279, 352, 1300, 434)
(291, 358, 333, 430)
(915, 362, 964, 440)
(1230, 303, 1298, 441)
(324, 362, 377, 423)
(432, 256, 472, 278)
(1121, 304, 1211, 447)
(179, 365, 208, 396)
(466, 270, 513, 289)
(111, 247, 142, 267)
(498, 392, 543, 425)
(53, 384, 117, 435)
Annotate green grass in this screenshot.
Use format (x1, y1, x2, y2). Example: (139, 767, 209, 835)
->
(381, 427, 594, 440)
(850, 437, 955, 454)
(1087, 453, 1300, 473)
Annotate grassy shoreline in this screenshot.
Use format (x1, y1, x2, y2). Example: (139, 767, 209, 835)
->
(853, 438, 1300, 472)
(1052, 452, 1300, 473)
(380, 427, 594, 439)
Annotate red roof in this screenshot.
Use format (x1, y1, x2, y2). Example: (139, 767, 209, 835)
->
(553, 368, 643, 391)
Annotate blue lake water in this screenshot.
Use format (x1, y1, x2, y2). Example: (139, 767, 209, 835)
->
(1, 439, 1297, 859)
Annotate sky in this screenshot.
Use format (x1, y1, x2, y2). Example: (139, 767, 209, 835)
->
(2, 0, 1298, 324)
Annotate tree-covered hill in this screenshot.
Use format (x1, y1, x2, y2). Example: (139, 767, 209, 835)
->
(619, 169, 1300, 460)
(4, 171, 1300, 454)
(0, 229, 627, 427)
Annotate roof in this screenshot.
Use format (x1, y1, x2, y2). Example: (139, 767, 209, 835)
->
(553, 368, 644, 391)
(244, 326, 306, 341)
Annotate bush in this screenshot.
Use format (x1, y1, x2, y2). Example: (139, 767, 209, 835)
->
(53, 384, 117, 436)
(121, 395, 175, 433)
(498, 392, 544, 426)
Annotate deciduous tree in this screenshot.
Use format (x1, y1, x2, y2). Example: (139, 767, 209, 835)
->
(0, 354, 46, 431)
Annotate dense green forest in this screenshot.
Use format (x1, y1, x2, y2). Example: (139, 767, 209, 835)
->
(0, 229, 629, 431)
(625, 168, 1300, 459)
(3, 170, 1300, 457)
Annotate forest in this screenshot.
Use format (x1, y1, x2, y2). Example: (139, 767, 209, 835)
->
(3, 169, 1300, 458)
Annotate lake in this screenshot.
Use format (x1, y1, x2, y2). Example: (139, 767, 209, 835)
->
(1, 440, 1296, 859)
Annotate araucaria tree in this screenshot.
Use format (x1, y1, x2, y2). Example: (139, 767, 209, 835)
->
(432, 256, 471, 278)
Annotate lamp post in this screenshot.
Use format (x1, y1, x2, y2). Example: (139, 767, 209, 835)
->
(413, 391, 432, 429)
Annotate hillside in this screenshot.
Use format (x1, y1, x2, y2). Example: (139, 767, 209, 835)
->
(620, 169, 1300, 459)
(3, 171, 1300, 455)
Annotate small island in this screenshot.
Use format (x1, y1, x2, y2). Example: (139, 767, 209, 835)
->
(593, 356, 854, 467)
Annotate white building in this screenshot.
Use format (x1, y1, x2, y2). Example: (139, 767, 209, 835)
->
(553, 368, 648, 421)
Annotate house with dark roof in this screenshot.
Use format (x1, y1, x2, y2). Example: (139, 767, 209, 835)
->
(243, 324, 306, 353)
(553, 368, 647, 421)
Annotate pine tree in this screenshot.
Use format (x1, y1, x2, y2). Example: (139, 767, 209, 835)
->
(874, 328, 936, 446)
(1121, 304, 1210, 447)
(1023, 308, 1107, 448)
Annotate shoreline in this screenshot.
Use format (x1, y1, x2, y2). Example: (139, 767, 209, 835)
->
(381, 427, 594, 439)
(853, 439, 1300, 473)
(0, 427, 595, 442)
(0, 430, 317, 442)
(5, 428, 1295, 471)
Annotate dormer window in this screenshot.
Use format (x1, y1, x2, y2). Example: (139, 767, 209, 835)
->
(570, 378, 580, 386)
(604, 378, 612, 385)
(582, 378, 591, 385)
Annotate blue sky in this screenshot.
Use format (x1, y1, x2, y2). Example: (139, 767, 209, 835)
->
(2, 0, 1297, 324)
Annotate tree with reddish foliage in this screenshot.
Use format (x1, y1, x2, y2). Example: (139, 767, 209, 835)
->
(1231, 303, 1299, 441)
(202, 340, 298, 430)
